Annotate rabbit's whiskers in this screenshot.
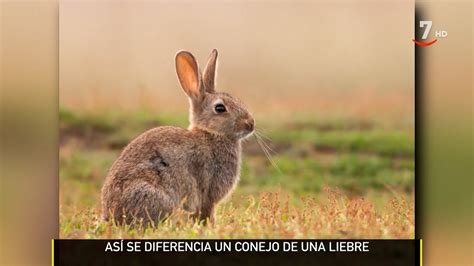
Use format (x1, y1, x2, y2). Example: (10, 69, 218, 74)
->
(255, 131, 277, 155)
(254, 130, 282, 175)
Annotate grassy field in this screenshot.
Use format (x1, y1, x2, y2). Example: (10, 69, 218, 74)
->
(59, 108, 414, 239)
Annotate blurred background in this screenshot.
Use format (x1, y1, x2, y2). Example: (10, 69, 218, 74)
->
(59, 0, 414, 238)
(60, 1, 413, 119)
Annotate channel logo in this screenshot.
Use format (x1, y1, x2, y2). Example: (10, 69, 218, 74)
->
(413, 21, 448, 46)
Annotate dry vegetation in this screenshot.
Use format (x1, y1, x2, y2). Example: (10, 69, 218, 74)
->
(61, 189, 413, 239)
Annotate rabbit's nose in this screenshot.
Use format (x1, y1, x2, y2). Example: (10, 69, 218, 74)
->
(245, 119, 255, 132)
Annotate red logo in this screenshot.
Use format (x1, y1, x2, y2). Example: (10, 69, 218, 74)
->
(412, 39, 437, 47)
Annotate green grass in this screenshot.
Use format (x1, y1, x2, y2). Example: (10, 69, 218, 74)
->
(241, 154, 413, 194)
(59, 108, 414, 238)
(268, 129, 413, 157)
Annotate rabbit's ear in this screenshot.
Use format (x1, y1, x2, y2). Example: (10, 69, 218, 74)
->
(176, 51, 202, 99)
(203, 49, 218, 93)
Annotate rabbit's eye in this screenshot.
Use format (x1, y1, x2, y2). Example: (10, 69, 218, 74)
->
(214, 104, 227, 113)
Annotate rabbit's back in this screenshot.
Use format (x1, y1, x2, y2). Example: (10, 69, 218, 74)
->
(101, 126, 203, 223)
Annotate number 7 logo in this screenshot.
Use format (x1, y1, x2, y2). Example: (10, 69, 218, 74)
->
(413, 20, 437, 46)
(419, 21, 432, 40)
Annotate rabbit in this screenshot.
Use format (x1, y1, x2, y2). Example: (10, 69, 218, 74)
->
(101, 49, 255, 225)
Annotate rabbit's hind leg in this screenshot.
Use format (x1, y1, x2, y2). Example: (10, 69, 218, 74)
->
(117, 181, 177, 226)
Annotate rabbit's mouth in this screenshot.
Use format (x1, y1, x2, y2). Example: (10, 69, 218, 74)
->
(233, 117, 255, 140)
(237, 118, 255, 139)
(238, 128, 255, 140)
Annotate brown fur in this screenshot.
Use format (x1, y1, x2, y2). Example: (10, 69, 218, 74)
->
(101, 50, 254, 225)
